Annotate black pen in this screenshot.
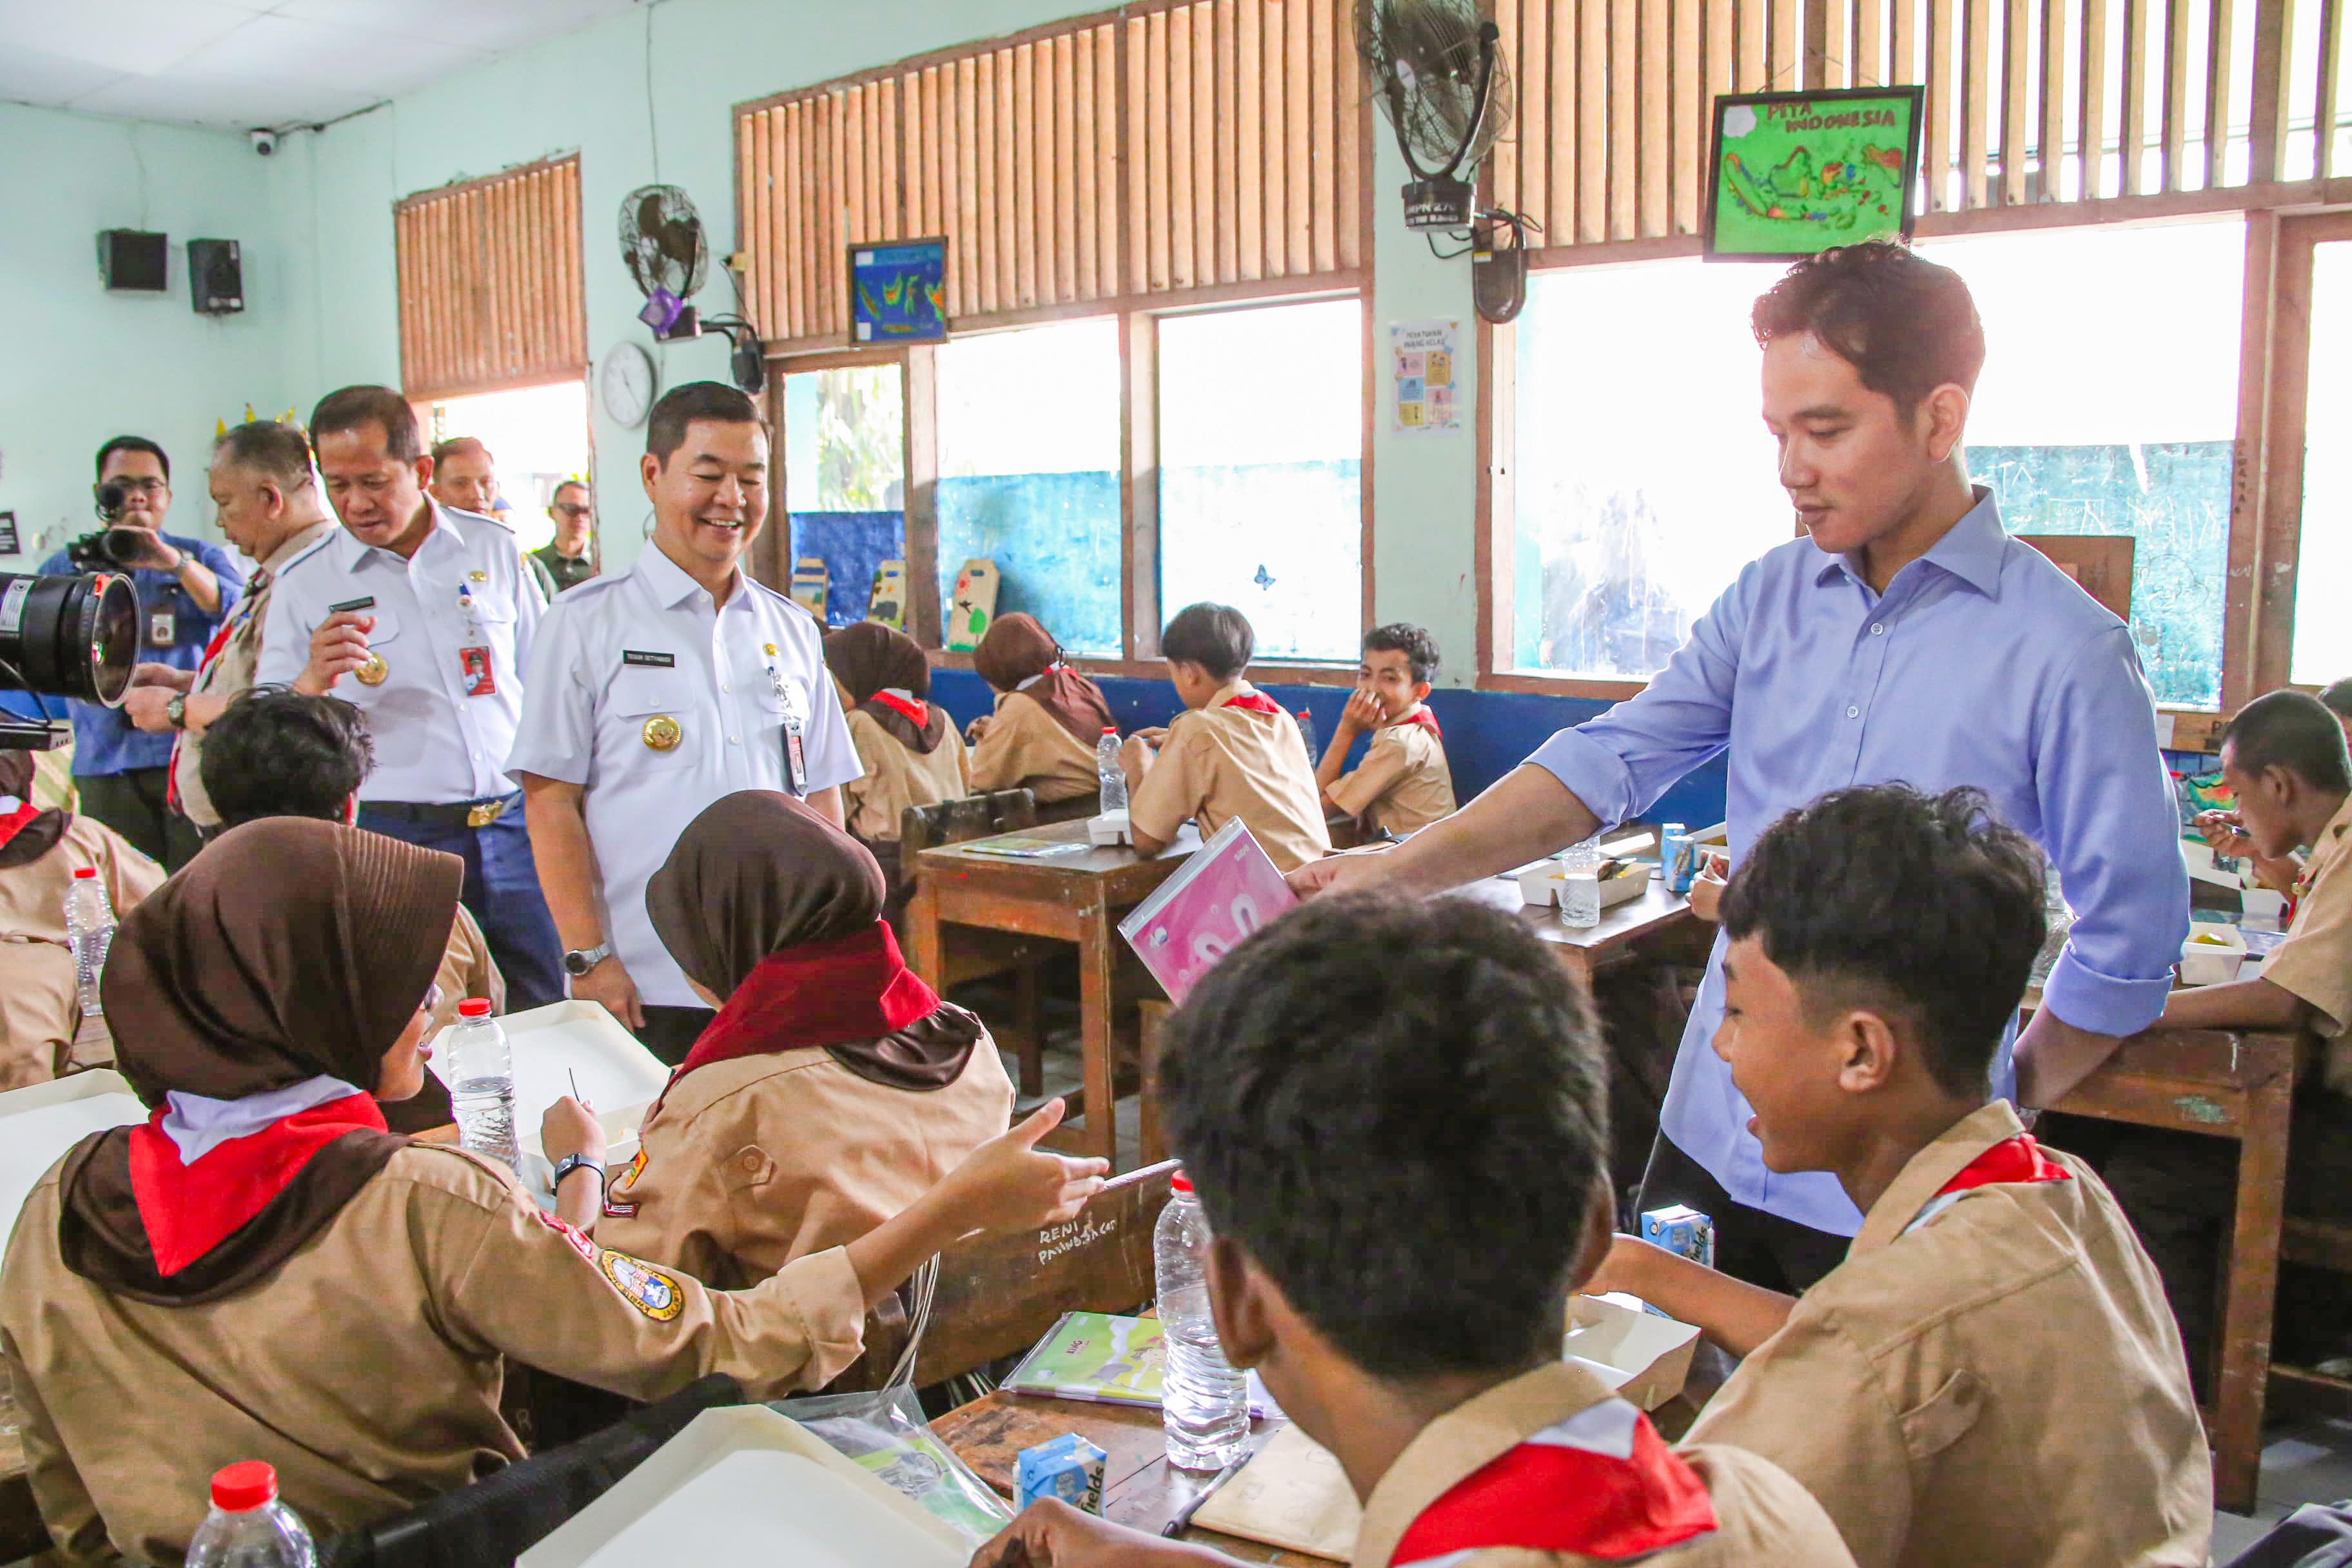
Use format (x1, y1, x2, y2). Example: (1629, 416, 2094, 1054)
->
(1162, 1447, 1252, 1538)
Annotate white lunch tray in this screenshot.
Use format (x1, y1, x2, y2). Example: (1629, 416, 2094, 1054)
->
(1565, 1291, 1702, 1411)
(0, 1070, 146, 1248)
(428, 1001, 671, 1196)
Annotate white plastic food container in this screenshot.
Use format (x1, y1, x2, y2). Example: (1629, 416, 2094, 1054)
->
(2179, 925, 2248, 987)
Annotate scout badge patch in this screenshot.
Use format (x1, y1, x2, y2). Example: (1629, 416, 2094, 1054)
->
(600, 1251, 686, 1321)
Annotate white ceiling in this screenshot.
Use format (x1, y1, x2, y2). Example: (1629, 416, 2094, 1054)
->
(0, 0, 642, 132)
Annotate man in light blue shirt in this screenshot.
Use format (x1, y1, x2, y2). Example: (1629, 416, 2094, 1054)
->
(1294, 242, 2186, 1291)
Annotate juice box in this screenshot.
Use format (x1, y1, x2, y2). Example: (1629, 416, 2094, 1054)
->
(1015, 1433, 1107, 1514)
(1640, 1204, 1716, 1269)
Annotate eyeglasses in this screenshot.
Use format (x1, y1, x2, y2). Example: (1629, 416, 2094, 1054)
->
(552, 502, 592, 520)
(99, 478, 168, 496)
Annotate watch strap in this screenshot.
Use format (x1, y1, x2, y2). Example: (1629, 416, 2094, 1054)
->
(562, 941, 612, 975)
(551, 1153, 606, 1190)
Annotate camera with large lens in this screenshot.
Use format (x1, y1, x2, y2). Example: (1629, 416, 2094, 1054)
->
(64, 483, 155, 572)
(0, 573, 140, 721)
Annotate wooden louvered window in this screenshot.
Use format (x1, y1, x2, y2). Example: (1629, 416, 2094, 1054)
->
(395, 155, 588, 400)
(734, 0, 1367, 351)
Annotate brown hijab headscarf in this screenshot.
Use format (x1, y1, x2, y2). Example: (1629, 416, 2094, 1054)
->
(645, 790, 981, 1090)
(824, 622, 948, 754)
(971, 613, 1115, 745)
(0, 750, 70, 870)
(58, 819, 464, 1304)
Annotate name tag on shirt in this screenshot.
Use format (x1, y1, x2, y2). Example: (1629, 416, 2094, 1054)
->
(459, 645, 496, 697)
(146, 607, 175, 648)
(622, 650, 676, 669)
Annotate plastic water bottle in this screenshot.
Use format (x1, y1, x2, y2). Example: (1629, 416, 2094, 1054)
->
(446, 999, 520, 1169)
(1155, 1170, 1248, 1470)
(1096, 727, 1128, 812)
(1293, 708, 1320, 765)
(185, 1461, 317, 1568)
(64, 867, 114, 1019)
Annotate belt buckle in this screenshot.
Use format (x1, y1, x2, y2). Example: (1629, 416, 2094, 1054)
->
(466, 799, 505, 828)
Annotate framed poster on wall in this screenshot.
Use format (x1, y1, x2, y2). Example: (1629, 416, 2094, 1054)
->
(1705, 87, 1925, 260)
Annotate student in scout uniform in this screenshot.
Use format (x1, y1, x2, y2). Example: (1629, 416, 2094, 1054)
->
(1590, 785, 2210, 1568)
(0, 818, 1104, 1565)
(823, 622, 969, 910)
(511, 382, 859, 1066)
(1291, 242, 2187, 1298)
(974, 894, 1854, 1568)
(1122, 603, 1331, 874)
(2056, 690, 2352, 1389)
(255, 386, 564, 1011)
(199, 685, 504, 1135)
(1317, 623, 1458, 840)
(114, 421, 338, 837)
(965, 612, 1117, 806)
(0, 748, 164, 1088)
(588, 791, 1016, 1287)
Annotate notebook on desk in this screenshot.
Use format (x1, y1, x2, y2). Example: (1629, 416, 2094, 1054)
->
(1117, 818, 1296, 1003)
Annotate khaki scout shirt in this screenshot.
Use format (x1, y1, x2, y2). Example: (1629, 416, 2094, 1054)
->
(1328, 717, 1458, 838)
(598, 1026, 1013, 1289)
(2263, 792, 2352, 1092)
(1128, 681, 1333, 874)
(966, 690, 1101, 805)
(1353, 1360, 1854, 1567)
(1687, 1102, 2211, 1568)
(172, 521, 335, 830)
(0, 1143, 866, 1565)
(0, 817, 166, 1088)
(841, 707, 971, 843)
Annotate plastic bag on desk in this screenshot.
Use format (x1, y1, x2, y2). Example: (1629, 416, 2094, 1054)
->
(770, 1258, 1015, 1547)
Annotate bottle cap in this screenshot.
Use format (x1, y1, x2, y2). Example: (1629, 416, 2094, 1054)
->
(456, 999, 493, 1019)
(1171, 1168, 1193, 1194)
(210, 1460, 277, 1511)
(1102, 727, 1117, 734)
(72, 867, 97, 880)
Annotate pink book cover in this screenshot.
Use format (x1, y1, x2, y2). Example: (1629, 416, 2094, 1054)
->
(1117, 818, 1297, 1003)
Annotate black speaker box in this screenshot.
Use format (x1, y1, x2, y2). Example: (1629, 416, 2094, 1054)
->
(97, 230, 168, 292)
(189, 239, 243, 316)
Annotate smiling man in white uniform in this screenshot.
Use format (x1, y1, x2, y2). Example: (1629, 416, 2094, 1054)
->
(257, 384, 566, 1009)
(509, 382, 860, 1064)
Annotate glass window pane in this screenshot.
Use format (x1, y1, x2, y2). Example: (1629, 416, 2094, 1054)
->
(1159, 299, 1364, 662)
(2292, 239, 2352, 685)
(784, 366, 905, 626)
(425, 380, 591, 553)
(936, 321, 1124, 656)
(1509, 260, 1788, 679)
(1936, 217, 2241, 710)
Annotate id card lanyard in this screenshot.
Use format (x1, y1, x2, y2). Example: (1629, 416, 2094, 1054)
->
(767, 658, 807, 795)
(456, 583, 496, 697)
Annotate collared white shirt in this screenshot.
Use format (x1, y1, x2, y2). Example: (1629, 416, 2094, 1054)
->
(507, 543, 859, 1008)
(257, 503, 544, 805)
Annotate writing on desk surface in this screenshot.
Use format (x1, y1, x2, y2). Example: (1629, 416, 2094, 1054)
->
(1039, 1215, 1117, 1264)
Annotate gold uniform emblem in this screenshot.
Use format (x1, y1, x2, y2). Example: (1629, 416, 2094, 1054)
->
(354, 651, 389, 687)
(763, 642, 778, 656)
(642, 714, 681, 751)
(469, 569, 488, 583)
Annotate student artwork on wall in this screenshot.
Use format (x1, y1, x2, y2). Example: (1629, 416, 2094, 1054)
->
(790, 557, 830, 619)
(867, 560, 908, 631)
(1391, 320, 1460, 436)
(1705, 87, 1925, 259)
(946, 558, 999, 651)
(850, 239, 948, 342)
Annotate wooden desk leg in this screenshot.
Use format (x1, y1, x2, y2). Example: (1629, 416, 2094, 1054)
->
(908, 878, 945, 992)
(1138, 1001, 1171, 1168)
(2213, 1066, 2294, 1513)
(1075, 905, 1121, 1170)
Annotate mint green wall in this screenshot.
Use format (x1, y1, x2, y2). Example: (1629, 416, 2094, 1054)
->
(0, 104, 285, 566)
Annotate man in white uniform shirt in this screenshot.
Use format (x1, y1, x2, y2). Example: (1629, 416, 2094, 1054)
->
(257, 385, 565, 1008)
(509, 382, 859, 1064)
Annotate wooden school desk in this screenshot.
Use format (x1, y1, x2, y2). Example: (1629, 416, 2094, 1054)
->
(906, 818, 1202, 1167)
(0, 1385, 37, 1561)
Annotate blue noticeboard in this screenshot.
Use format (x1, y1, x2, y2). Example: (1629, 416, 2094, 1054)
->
(850, 239, 948, 342)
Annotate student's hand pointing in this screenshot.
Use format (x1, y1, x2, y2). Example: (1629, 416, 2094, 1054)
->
(945, 1099, 1110, 1235)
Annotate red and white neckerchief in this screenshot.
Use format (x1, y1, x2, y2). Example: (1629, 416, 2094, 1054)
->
(1897, 1132, 2072, 1239)
(1393, 707, 1444, 740)
(0, 797, 43, 851)
(867, 689, 930, 729)
(1220, 691, 1284, 716)
(1390, 1396, 1717, 1565)
(164, 582, 266, 814)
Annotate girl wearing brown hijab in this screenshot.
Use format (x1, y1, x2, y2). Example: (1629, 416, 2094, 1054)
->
(966, 612, 1117, 807)
(0, 748, 165, 1088)
(593, 790, 1026, 1291)
(823, 622, 970, 873)
(0, 818, 1101, 1565)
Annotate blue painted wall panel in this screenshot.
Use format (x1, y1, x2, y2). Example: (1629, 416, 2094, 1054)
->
(936, 472, 1124, 656)
(787, 509, 906, 627)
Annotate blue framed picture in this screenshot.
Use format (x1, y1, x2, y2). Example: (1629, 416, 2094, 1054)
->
(850, 239, 948, 342)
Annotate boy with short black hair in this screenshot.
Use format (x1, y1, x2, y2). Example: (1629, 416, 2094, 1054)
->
(1593, 783, 2209, 1568)
(1123, 602, 1331, 872)
(1318, 623, 1457, 839)
(973, 894, 1856, 1568)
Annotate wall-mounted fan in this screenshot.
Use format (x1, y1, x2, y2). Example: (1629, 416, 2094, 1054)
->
(617, 183, 767, 394)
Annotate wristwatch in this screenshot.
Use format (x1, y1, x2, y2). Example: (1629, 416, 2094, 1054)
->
(164, 694, 187, 730)
(562, 941, 612, 977)
(551, 1153, 605, 1192)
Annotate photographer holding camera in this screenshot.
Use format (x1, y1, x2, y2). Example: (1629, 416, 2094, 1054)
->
(33, 436, 243, 870)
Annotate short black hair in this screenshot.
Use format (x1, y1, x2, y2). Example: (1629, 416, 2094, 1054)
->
(94, 435, 169, 485)
(213, 421, 315, 492)
(309, 386, 423, 464)
(2318, 678, 2352, 723)
(2224, 689, 2352, 795)
(1362, 623, 1440, 685)
(201, 686, 375, 830)
(1161, 602, 1254, 682)
(1752, 240, 1987, 411)
(1159, 895, 1611, 1381)
(551, 479, 591, 504)
(647, 382, 763, 464)
(1721, 784, 2045, 1100)
(429, 435, 491, 465)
